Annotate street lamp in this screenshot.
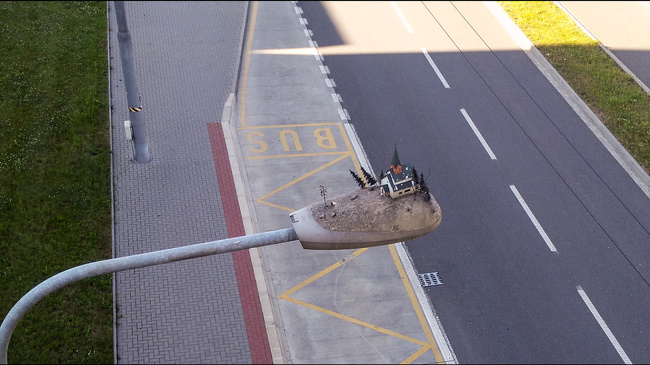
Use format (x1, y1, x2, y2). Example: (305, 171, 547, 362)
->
(0, 188, 441, 364)
(114, 1, 150, 163)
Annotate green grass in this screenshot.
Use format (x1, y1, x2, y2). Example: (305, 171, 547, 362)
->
(0, 1, 112, 363)
(499, 1, 650, 174)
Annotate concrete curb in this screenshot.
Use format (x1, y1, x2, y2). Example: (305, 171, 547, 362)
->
(220, 114, 286, 364)
(218, 1, 288, 363)
(105, 1, 119, 362)
(218, 4, 288, 359)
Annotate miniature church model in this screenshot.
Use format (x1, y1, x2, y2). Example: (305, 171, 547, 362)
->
(380, 147, 416, 199)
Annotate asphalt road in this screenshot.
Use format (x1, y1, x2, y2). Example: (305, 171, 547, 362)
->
(299, 1, 650, 363)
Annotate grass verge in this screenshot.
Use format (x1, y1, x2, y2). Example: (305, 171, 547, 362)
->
(499, 1, 650, 174)
(0, 1, 113, 363)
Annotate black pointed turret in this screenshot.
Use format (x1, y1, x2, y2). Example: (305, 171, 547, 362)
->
(390, 146, 402, 174)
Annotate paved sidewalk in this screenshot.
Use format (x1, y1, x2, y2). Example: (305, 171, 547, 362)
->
(108, 1, 452, 364)
(108, 2, 262, 363)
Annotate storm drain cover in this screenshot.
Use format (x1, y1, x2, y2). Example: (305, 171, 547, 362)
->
(418, 272, 442, 287)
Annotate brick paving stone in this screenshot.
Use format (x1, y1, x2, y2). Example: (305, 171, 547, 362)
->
(108, 2, 263, 363)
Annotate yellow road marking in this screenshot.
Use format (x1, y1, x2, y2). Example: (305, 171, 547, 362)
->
(245, 151, 346, 160)
(240, 122, 340, 130)
(390, 244, 446, 364)
(281, 296, 431, 348)
(280, 249, 368, 296)
(279, 249, 430, 348)
(402, 345, 434, 364)
(240, 2, 443, 362)
(256, 153, 350, 212)
(238, 1, 258, 129)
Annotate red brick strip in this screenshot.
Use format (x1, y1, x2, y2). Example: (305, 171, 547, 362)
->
(207, 122, 272, 364)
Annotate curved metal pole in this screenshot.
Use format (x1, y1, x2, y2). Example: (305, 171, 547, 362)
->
(0, 227, 298, 364)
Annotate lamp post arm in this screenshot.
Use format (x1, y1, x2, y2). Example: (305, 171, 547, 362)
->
(0, 227, 298, 364)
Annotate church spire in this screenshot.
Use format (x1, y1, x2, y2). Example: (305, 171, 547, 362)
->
(390, 146, 402, 174)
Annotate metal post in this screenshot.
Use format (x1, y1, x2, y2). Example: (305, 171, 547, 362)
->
(0, 228, 298, 364)
(114, 1, 150, 163)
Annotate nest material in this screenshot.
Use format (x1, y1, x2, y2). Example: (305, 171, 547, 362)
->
(310, 187, 440, 232)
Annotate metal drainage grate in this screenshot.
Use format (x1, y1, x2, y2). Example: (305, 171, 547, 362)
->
(418, 272, 442, 287)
